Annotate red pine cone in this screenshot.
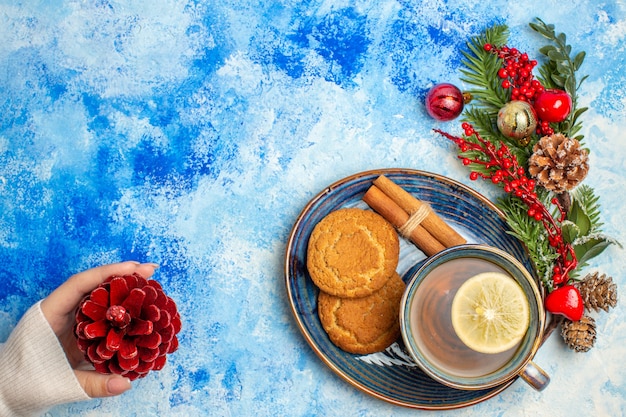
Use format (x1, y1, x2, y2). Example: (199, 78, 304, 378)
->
(74, 273, 182, 381)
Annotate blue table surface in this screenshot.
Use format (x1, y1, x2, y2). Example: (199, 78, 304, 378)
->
(1, 1, 625, 416)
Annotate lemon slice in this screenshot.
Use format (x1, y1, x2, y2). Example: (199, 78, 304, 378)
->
(451, 272, 530, 354)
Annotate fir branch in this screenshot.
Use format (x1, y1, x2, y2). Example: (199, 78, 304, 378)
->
(460, 25, 510, 112)
(498, 194, 558, 288)
(449, 21, 615, 290)
(461, 107, 531, 167)
(463, 107, 498, 137)
(459, 25, 532, 161)
(529, 18, 588, 142)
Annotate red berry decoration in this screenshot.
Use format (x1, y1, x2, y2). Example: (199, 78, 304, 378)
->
(533, 89, 572, 123)
(544, 284, 584, 321)
(485, 44, 542, 102)
(74, 273, 182, 380)
(425, 83, 467, 121)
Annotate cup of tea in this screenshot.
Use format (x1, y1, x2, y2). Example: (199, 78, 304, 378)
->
(399, 244, 549, 391)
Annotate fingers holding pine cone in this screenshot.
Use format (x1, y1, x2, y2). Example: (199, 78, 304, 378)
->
(74, 273, 182, 380)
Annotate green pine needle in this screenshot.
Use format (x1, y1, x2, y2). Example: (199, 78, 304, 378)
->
(460, 24, 510, 112)
(459, 25, 531, 161)
(497, 194, 558, 288)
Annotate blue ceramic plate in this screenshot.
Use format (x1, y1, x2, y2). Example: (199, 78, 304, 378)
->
(284, 169, 537, 410)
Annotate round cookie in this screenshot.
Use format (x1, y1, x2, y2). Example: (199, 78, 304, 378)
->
(306, 208, 399, 298)
(318, 272, 406, 354)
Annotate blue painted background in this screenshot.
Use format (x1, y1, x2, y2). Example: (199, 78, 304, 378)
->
(1, 1, 625, 416)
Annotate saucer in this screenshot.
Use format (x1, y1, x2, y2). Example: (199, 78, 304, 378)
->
(284, 168, 537, 409)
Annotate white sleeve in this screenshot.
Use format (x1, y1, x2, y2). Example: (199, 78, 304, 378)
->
(0, 301, 90, 417)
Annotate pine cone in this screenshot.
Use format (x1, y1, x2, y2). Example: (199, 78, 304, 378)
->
(561, 315, 596, 352)
(74, 273, 182, 380)
(528, 133, 589, 193)
(576, 272, 618, 312)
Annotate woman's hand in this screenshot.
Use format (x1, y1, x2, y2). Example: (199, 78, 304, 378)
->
(40, 261, 159, 398)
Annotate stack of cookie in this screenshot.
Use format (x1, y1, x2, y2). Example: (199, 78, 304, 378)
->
(307, 208, 406, 354)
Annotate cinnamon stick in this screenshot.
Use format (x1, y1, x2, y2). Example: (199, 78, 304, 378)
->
(363, 185, 446, 257)
(373, 175, 466, 247)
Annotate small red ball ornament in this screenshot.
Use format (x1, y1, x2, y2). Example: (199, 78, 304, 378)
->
(533, 89, 572, 123)
(74, 273, 182, 380)
(425, 83, 467, 121)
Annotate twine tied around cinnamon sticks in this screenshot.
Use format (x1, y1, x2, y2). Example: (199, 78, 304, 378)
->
(363, 175, 466, 256)
(397, 203, 431, 238)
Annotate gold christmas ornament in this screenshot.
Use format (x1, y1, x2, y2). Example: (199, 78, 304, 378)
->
(561, 315, 596, 352)
(576, 272, 618, 313)
(528, 133, 589, 193)
(496, 100, 538, 143)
